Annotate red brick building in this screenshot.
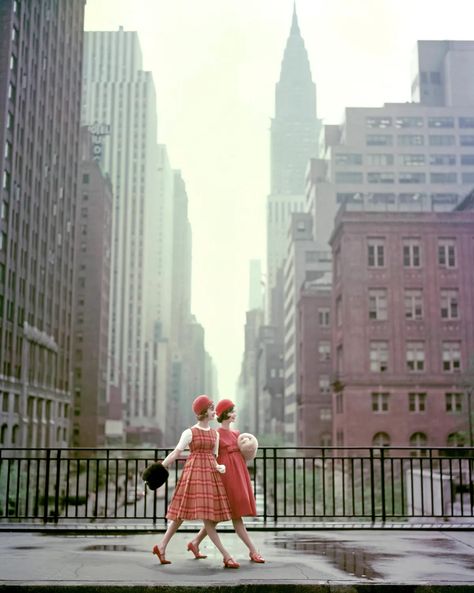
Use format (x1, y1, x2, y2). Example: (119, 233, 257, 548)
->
(330, 202, 474, 448)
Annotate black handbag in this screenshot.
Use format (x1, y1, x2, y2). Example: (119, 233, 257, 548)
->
(142, 461, 169, 490)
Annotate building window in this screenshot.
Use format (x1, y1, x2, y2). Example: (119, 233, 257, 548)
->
(438, 239, 456, 268)
(367, 239, 385, 267)
(318, 342, 331, 361)
(399, 154, 425, 166)
(319, 376, 330, 394)
(430, 154, 456, 166)
(428, 117, 454, 128)
(410, 432, 427, 448)
(460, 135, 474, 146)
(405, 289, 423, 320)
(442, 342, 461, 372)
(335, 171, 363, 183)
(399, 172, 426, 183)
(429, 135, 455, 146)
(371, 392, 389, 413)
(320, 408, 332, 421)
(459, 117, 474, 128)
(368, 288, 387, 320)
(372, 432, 390, 447)
(366, 153, 394, 166)
(336, 392, 343, 414)
(461, 173, 474, 184)
(395, 116, 423, 128)
(461, 154, 474, 165)
(445, 392, 462, 413)
(406, 341, 425, 372)
(447, 432, 465, 447)
(367, 171, 394, 183)
(398, 134, 424, 146)
(366, 116, 392, 128)
(336, 430, 344, 446)
(431, 172, 457, 184)
(367, 134, 393, 146)
(440, 289, 459, 320)
(409, 393, 426, 413)
(370, 341, 388, 372)
(403, 239, 421, 267)
(334, 153, 363, 165)
(318, 308, 330, 327)
(336, 296, 342, 326)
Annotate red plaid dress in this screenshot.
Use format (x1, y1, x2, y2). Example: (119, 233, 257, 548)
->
(166, 427, 232, 521)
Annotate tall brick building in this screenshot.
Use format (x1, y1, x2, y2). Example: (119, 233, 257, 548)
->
(330, 202, 474, 448)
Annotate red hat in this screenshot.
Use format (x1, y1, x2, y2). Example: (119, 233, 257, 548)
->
(216, 399, 235, 418)
(192, 394, 213, 416)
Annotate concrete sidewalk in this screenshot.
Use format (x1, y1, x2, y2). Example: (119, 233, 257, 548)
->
(1, 528, 474, 590)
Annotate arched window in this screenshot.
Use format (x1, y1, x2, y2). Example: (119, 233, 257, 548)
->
(0, 424, 8, 445)
(410, 431, 427, 456)
(11, 424, 19, 445)
(447, 432, 465, 447)
(372, 432, 390, 447)
(320, 433, 332, 447)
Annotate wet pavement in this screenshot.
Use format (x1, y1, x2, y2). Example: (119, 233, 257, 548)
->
(1, 528, 474, 589)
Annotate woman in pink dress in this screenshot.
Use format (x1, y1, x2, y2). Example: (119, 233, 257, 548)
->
(152, 395, 239, 568)
(187, 399, 265, 563)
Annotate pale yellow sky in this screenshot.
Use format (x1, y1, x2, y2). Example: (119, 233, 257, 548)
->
(84, 0, 474, 397)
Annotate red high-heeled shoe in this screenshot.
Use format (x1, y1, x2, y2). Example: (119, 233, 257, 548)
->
(187, 541, 207, 559)
(249, 551, 265, 563)
(152, 544, 171, 564)
(223, 556, 240, 569)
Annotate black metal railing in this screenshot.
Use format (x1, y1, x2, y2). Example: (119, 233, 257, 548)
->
(1, 446, 473, 528)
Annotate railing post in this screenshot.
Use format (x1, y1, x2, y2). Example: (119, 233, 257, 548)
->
(43, 449, 51, 524)
(262, 447, 267, 522)
(369, 448, 376, 523)
(380, 447, 386, 523)
(273, 447, 277, 523)
(53, 448, 61, 523)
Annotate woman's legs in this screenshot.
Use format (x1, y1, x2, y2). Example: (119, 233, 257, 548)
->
(189, 525, 207, 548)
(157, 518, 183, 555)
(202, 519, 235, 561)
(231, 517, 257, 554)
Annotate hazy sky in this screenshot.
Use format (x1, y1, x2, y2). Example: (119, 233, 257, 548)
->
(84, 0, 474, 398)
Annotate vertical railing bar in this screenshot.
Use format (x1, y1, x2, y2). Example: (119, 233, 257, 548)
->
(53, 449, 61, 523)
(369, 448, 375, 522)
(400, 457, 405, 516)
(75, 458, 80, 519)
(429, 448, 434, 519)
(25, 457, 31, 518)
(104, 450, 110, 519)
(341, 456, 346, 517)
(439, 456, 445, 518)
(283, 457, 287, 517)
(262, 448, 267, 522)
(360, 457, 365, 517)
(85, 458, 90, 518)
(43, 449, 51, 524)
(273, 448, 278, 523)
(293, 457, 296, 517)
(331, 456, 336, 517)
(351, 457, 355, 517)
(380, 448, 386, 523)
(419, 455, 424, 517)
(15, 458, 21, 518)
(390, 457, 395, 516)
(303, 455, 306, 517)
(458, 457, 464, 517)
(5, 458, 12, 520)
(65, 457, 71, 518)
(449, 457, 454, 517)
(94, 458, 100, 518)
(322, 448, 326, 517)
(312, 456, 316, 517)
(409, 457, 415, 517)
(114, 458, 119, 519)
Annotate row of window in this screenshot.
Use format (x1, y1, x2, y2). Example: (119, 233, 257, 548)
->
(365, 237, 457, 268)
(335, 171, 474, 184)
(365, 116, 474, 129)
(370, 431, 465, 448)
(336, 192, 458, 206)
(366, 134, 474, 147)
(368, 287, 460, 321)
(336, 152, 474, 166)
(368, 392, 464, 413)
(367, 340, 461, 373)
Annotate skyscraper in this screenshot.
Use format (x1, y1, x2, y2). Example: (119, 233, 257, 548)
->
(267, 4, 321, 296)
(0, 0, 85, 447)
(82, 29, 162, 439)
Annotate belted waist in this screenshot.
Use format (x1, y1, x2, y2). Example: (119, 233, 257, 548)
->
(227, 446, 240, 454)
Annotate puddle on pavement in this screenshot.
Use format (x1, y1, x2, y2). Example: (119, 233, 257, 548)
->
(82, 544, 137, 552)
(273, 535, 386, 580)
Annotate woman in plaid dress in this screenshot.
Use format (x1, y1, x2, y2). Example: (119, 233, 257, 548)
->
(152, 395, 240, 568)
